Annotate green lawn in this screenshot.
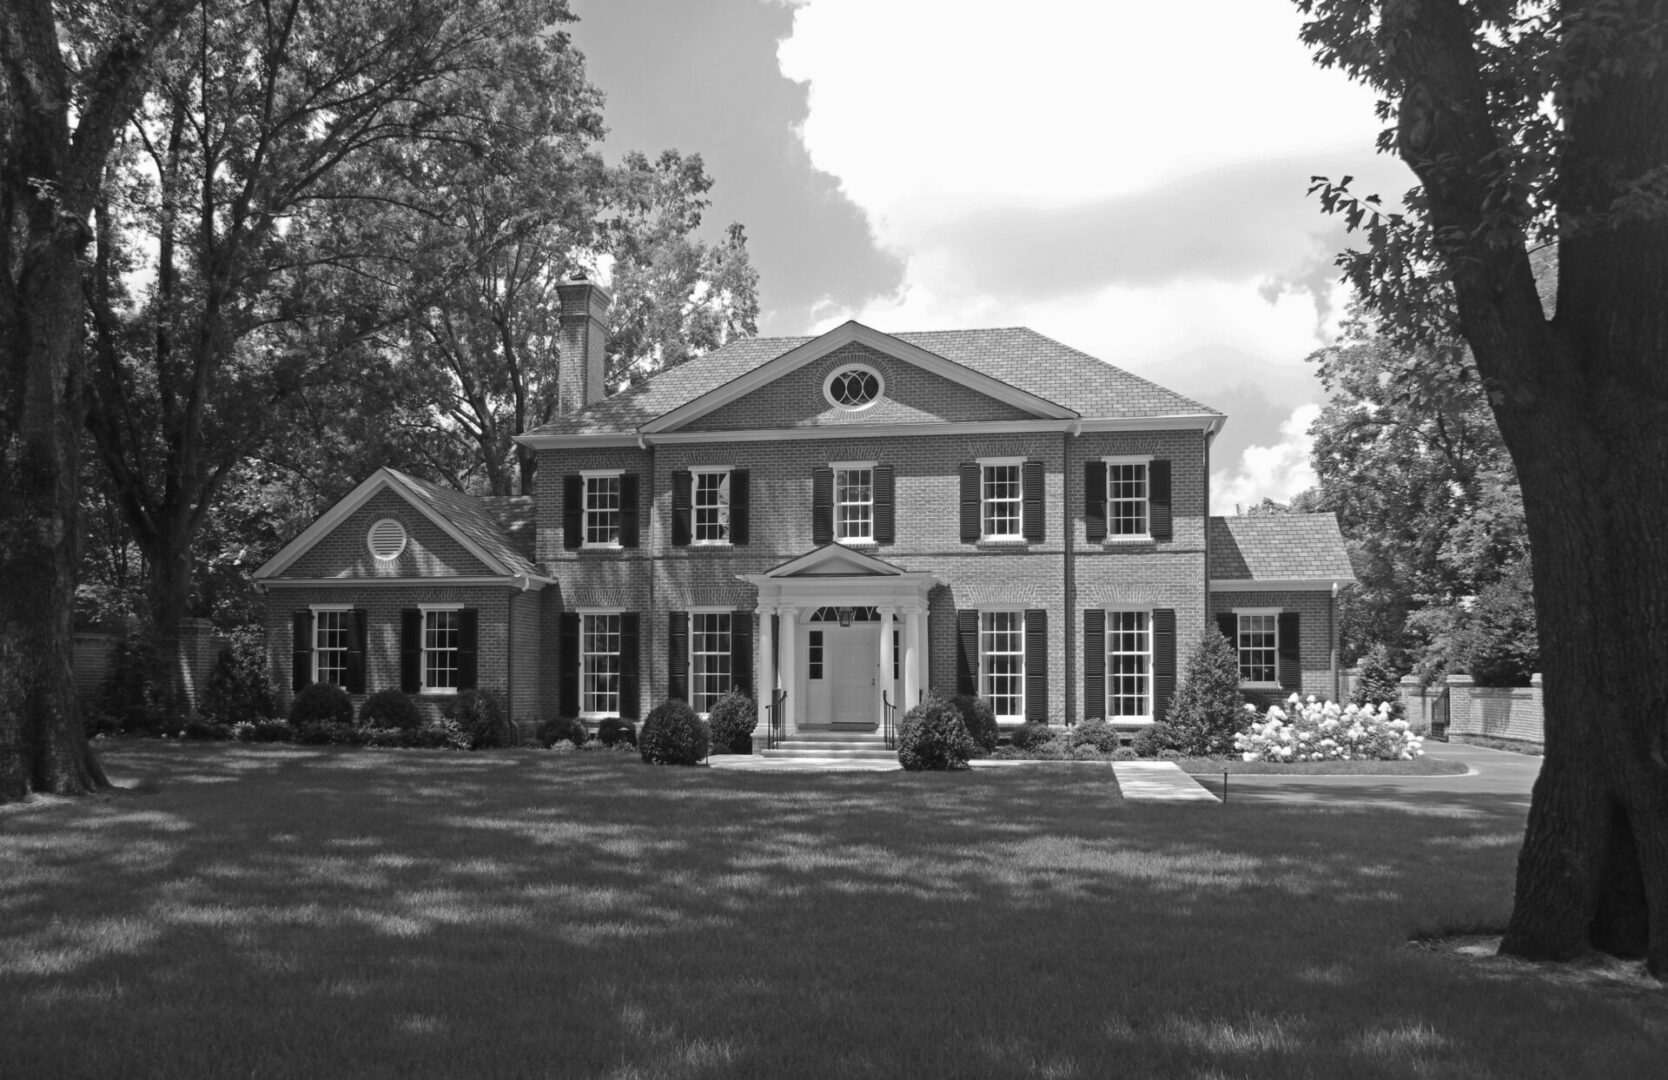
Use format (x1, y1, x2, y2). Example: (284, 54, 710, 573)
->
(2, 744, 1661, 1079)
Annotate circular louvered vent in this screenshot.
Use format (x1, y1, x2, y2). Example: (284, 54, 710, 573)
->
(823, 364, 883, 411)
(367, 518, 407, 560)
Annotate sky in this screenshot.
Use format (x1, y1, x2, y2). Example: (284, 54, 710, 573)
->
(567, 0, 1416, 513)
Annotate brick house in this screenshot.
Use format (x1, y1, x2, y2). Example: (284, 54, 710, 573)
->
(254, 280, 1355, 744)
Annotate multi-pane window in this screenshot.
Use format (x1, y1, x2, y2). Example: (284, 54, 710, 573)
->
(1237, 614, 1279, 684)
(982, 464, 1021, 538)
(690, 612, 732, 715)
(583, 475, 621, 546)
(835, 468, 873, 541)
(893, 629, 901, 682)
(581, 613, 622, 715)
(981, 611, 1025, 720)
(808, 631, 824, 680)
(423, 609, 460, 692)
(313, 609, 348, 685)
(693, 470, 730, 544)
(1107, 611, 1151, 719)
(1108, 461, 1149, 537)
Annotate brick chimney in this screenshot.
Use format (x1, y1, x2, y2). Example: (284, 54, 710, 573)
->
(556, 277, 611, 412)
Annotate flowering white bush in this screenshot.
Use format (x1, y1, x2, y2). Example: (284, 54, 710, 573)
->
(1233, 694, 1423, 762)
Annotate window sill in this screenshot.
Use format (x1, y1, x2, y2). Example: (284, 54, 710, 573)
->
(1240, 683, 1281, 691)
(418, 688, 459, 697)
(1102, 535, 1153, 544)
(836, 537, 877, 548)
(688, 541, 734, 551)
(975, 536, 1029, 548)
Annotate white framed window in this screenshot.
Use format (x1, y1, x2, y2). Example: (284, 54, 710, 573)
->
(1235, 609, 1280, 686)
(582, 471, 622, 547)
(692, 469, 731, 545)
(420, 604, 462, 694)
(311, 605, 351, 685)
(808, 630, 824, 681)
(689, 610, 733, 716)
(823, 364, 884, 411)
(1106, 610, 1152, 721)
(833, 461, 875, 542)
(980, 610, 1025, 721)
(1105, 457, 1150, 539)
(980, 458, 1023, 539)
(581, 612, 623, 716)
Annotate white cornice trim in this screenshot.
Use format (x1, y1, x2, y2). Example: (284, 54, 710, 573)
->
(515, 413, 1224, 450)
(253, 468, 514, 581)
(261, 575, 547, 589)
(640, 321, 1079, 433)
(1209, 578, 1356, 593)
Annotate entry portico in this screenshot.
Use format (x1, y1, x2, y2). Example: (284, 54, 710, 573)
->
(740, 545, 937, 733)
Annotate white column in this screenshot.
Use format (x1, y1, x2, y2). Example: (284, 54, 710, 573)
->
(779, 607, 799, 733)
(903, 604, 922, 710)
(758, 606, 776, 714)
(878, 605, 896, 724)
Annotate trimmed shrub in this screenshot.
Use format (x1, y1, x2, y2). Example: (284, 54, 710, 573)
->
(598, 717, 637, 748)
(640, 699, 709, 765)
(1111, 746, 1140, 761)
(200, 627, 275, 726)
(232, 720, 293, 743)
(359, 688, 422, 731)
(1130, 723, 1175, 758)
(1068, 719, 1122, 753)
(897, 693, 974, 771)
(1009, 721, 1056, 751)
(296, 721, 363, 746)
(1167, 625, 1247, 757)
(411, 719, 470, 750)
(951, 695, 999, 755)
(1350, 643, 1407, 723)
(290, 682, 353, 728)
(183, 720, 231, 741)
(1070, 743, 1108, 761)
(441, 690, 514, 750)
(706, 690, 758, 753)
(536, 716, 589, 749)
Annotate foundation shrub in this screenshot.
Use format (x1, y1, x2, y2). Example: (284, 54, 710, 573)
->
(640, 699, 709, 765)
(359, 688, 422, 731)
(598, 717, 637, 747)
(706, 690, 758, 753)
(232, 720, 293, 742)
(1111, 747, 1140, 761)
(441, 690, 514, 750)
(290, 682, 353, 728)
(1009, 721, 1056, 751)
(1130, 723, 1176, 758)
(183, 720, 231, 741)
(897, 694, 974, 771)
(1167, 626, 1248, 757)
(951, 695, 999, 755)
(536, 716, 589, 749)
(1068, 719, 1122, 753)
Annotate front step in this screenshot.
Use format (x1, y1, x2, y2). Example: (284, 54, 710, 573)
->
(759, 730, 895, 761)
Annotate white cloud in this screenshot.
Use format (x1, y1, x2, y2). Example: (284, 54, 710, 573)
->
(1211, 404, 1322, 514)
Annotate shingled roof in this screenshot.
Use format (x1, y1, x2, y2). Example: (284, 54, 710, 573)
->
(523, 325, 1220, 437)
(1208, 514, 1357, 584)
(386, 472, 543, 578)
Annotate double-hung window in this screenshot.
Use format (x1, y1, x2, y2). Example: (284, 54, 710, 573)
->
(1105, 458, 1150, 538)
(581, 612, 623, 716)
(981, 460, 1022, 539)
(312, 606, 350, 685)
(689, 611, 732, 715)
(583, 471, 622, 547)
(834, 463, 874, 542)
(1236, 611, 1280, 686)
(1106, 610, 1152, 720)
(421, 606, 461, 693)
(980, 611, 1025, 721)
(692, 469, 731, 544)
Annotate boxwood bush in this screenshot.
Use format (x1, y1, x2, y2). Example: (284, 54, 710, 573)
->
(536, 716, 589, 749)
(640, 699, 709, 765)
(441, 690, 514, 750)
(1068, 719, 1122, 753)
(706, 690, 757, 753)
(1130, 722, 1176, 758)
(598, 717, 637, 747)
(897, 694, 974, 771)
(359, 688, 422, 731)
(290, 682, 353, 728)
(950, 695, 999, 755)
(1009, 720, 1056, 751)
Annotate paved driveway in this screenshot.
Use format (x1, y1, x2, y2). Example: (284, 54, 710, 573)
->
(1187, 741, 1542, 816)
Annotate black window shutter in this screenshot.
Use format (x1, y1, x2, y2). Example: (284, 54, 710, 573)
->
(344, 609, 367, 694)
(730, 469, 750, 545)
(812, 467, 833, 545)
(1022, 460, 1045, 542)
(1153, 609, 1177, 722)
(959, 463, 981, 543)
(956, 609, 979, 695)
(1216, 612, 1238, 645)
(401, 609, 422, 693)
(1083, 609, 1105, 721)
(668, 611, 689, 701)
(730, 609, 753, 698)
(1149, 460, 1172, 541)
(873, 464, 895, 544)
(1085, 460, 1107, 542)
(620, 613, 641, 720)
(671, 470, 692, 547)
(1025, 609, 1048, 722)
(563, 475, 583, 550)
(558, 613, 580, 716)
(1278, 612, 1301, 691)
(458, 608, 479, 690)
(292, 611, 313, 691)
(619, 473, 640, 548)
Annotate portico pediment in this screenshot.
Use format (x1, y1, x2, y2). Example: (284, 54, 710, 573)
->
(759, 543, 910, 579)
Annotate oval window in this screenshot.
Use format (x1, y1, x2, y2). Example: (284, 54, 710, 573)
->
(824, 365, 883, 410)
(367, 518, 408, 561)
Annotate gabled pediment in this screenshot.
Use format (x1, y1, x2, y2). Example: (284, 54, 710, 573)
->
(759, 544, 912, 579)
(640, 321, 1077, 434)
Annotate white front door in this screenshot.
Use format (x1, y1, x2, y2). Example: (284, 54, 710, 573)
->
(805, 624, 877, 727)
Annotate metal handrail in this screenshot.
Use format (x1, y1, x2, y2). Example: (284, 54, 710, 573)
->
(766, 689, 786, 750)
(882, 691, 897, 750)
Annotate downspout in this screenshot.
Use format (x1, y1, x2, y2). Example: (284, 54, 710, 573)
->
(1063, 424, 1076, 723)
(1330, 581, 1340, 701)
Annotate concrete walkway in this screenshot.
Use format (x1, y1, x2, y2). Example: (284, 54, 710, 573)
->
(1112, 761, 1220, 803)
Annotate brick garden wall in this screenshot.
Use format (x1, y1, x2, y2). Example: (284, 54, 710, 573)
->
(1399, 674, 1545, 743)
